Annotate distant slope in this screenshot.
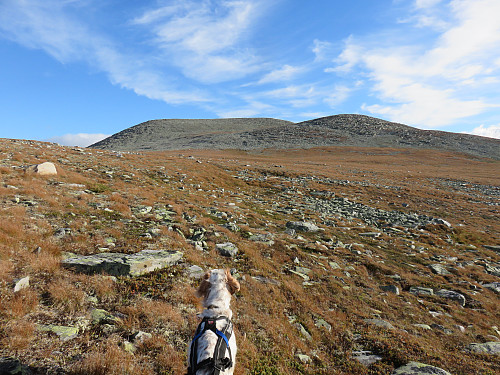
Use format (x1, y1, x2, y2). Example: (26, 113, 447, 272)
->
(89, 114, 500, 159)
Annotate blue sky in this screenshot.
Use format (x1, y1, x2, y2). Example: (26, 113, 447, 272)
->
(1, 0, 500, 146)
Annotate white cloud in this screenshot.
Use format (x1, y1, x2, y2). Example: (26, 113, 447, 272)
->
(256, 65, 305, 85)
(47, 133, 111, 147)
(312, 39, 334, 62)
(331, 0, 500, 128)
(133, 0, 265, 84)
(465, 124, 500, 139)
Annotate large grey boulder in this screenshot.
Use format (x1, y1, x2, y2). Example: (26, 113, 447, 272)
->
(62, 249, 183, 276)
(435, 289, 466, 307)
(286, 221, 320, 232)
(392, 361, 452, 374)
(466, 342, 500, 355)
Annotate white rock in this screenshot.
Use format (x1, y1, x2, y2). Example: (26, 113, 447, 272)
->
(26, 162, 57, 175)
(14, 276, 30, 292)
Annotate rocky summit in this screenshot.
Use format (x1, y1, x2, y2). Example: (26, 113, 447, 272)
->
(0, 138, 499, 374)
(89, 114, 500, 159)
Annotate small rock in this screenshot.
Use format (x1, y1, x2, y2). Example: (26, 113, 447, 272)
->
(392, 361, 452, 375)
(483, 282, 500, 294)
(216, 242, 238, 257)
(352, 351, 383, 366)
(131, 331, 152, 345)
(483, 245, 500, 253)
(409, 286, 434, 296)
(186, 265, 204, 279)
(295, 353, 311, 364)
(435, 289, 466, 307)
(251, 275, 281, 286)
(429, 264, 451, 276)
(380, 285, 400, 295)
(286, 221, 320, 232)
(122, 340, 136, 353)
(314, 318, 332, 332)
(329, 261, 341, 270)
(91, 309, 122, 325)
(485, 264, 500, 277)
(13, 276, 30, 292)
(413, 324, 432, 330)
(37, 325, 79, 341)
(359, 232, 381, 238)
(364, 319, 395, 330)
(466, 342, 500, 355)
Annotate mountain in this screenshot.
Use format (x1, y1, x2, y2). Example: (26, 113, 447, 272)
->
(89, 114, 500, 159)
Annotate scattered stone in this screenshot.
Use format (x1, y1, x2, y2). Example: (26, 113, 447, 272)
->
(483, 245, 500, 253)
(364, 319, 395, 330)
(286, 221, 320, 232)
(295, 323, 312, 341)
(248, 233, 274, 245)
(0, 357, 32, 375)
(409, 286, 434, 296)
(359, 232, 381, 238)
(122, 340, 136, 353)
(314, 318, 332, 332)
(485, 264, 500, 277)
(251, 275, 281, 286)
(13, 276, 30, 293)
(37, 325, 79, 341)
(392, 361, 452, 375)
(435, 289, 466, 307)
(429, 264, 451, 276)
(186, 265, 205, 279)
(91, 309, 122, 325)
(54, 228, 71, 239)
(131, 331, 152, 345)
(380, 285, 400, 295)
(62, 249, 183, 277)
(25, 162, 57, 175)
(413, 324, 432, 330)
(329, 261, 341, 270)
(216, 242, 238, 257)
(295, 353, 312, 364)
(466, 342, 500, 355)
(430, 324, 453, 335)
(483, 282, 500, 294)
(351, 351, 383, 366)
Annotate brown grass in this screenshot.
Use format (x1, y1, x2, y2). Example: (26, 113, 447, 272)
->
(1, 319, 36, 352)
(47, 277, 86, 314)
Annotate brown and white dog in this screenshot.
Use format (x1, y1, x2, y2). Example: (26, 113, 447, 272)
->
(188, 269, 240, 375)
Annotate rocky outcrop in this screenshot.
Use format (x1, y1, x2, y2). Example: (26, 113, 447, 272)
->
(392, 362, 452, 375)
(62, 249, 183, 276)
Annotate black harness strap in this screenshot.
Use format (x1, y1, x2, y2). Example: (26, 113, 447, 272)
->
(188, 316, 233, 375)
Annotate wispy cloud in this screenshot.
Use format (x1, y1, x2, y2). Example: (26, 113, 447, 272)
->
(465, 124, 500, 139)
(0, 0, 209, 104)
(255, 65, 305, 85)
(132, 0, 266, 84)
(47, 133, 111, 147)
(330, 0, 500, 128)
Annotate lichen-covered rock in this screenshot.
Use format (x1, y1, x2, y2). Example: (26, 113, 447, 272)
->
(392, 361, 452, 374)
(428, 264, 451, 276)
(62, 249, 182, 276)
(91, 309, 122, 325)
(37, 324, 79, 341)
(409, 286, 434, 296)
(435, 289, 466, 307)
(286, 221, 320, 232)
(216, 242, 238, 257)
(466, 342, 500, 355)
(0, 357, 32, 375)
(364, 319, 395, 330)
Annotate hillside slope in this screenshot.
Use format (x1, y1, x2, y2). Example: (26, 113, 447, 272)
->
(89, 114, 500, 159)
(1, 139, 499, 374)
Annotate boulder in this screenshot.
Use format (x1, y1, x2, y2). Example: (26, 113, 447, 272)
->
(364, 318, 395, 330)
(466, 342, 500, 355)
(216, 242, 238, 257)
(409, 286, 434, 296)
(25, 162, 57, 175)
(352, 351, 383, 366)
(483, 282, 500, 294)
(62, 249, 183, 276)
(392, 362, 452, 375)
(380, 285, 400, 295)
(428, 264, 451, 276)
(286, 221, 320, 232)
(435, 289, 466, 307)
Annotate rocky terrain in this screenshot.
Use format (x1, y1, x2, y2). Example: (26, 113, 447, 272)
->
(0, 139, 499, 374)
(90, 114, 500, 160)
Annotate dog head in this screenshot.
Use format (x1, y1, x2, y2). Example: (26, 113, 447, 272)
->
(196, 269, 240, 301)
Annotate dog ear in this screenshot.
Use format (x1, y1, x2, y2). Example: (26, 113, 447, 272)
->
(225, 269, 240, 295)
(195, 272, 211, 299)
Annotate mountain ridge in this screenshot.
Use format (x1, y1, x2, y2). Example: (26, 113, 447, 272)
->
(89, 114, 500, 159)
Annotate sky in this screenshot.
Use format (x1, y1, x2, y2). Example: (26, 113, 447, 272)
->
(1, 0, 500, 147)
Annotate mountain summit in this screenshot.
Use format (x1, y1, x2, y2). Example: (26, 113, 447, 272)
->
(89, 114, 500, 159)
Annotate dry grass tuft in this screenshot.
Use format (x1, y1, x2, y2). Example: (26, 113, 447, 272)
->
(1, 289, 39, 318)
(47, 277, 86, 314)
(2, 319, 36, 352)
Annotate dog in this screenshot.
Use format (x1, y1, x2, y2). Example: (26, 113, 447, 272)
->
(187, 269, 240, 375)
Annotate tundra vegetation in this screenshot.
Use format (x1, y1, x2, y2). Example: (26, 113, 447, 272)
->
(0, 138, 499, 374)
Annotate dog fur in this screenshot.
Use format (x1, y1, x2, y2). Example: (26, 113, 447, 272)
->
(188, 269, 240, 375)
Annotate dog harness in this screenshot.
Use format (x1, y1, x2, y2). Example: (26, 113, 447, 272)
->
(188, 316, 233, 375)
